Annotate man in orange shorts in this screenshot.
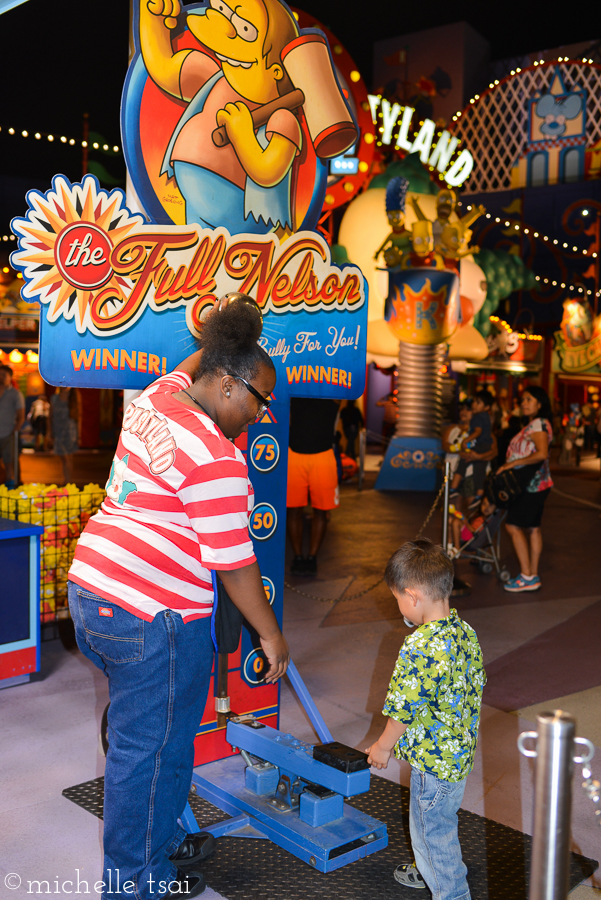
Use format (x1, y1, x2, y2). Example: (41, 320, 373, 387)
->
(287, 398, 340, 575)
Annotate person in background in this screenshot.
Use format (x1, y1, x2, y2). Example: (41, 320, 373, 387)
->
(0, 364, 25, 488)
(376, 391, 398, 450)
(287, 397, 340, 576)
(29, 392, 50, 452)
(441, 403, 472, 477)
(450, 390, 494, 507)
(582, 403, 595, 451)
(497, 386, 554, 593)
(50, 386, 81, 484)
(559, 403, 584, 466)
(340, 399, 364, 461)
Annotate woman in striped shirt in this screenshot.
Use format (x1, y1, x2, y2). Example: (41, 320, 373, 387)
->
(68, 296, 287, 899)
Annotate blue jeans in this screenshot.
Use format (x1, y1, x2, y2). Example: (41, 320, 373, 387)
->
(409, 766, 471, 900)
(68, 582, 214, 899)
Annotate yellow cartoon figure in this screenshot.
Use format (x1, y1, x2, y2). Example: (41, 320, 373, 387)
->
(411, 189, 485, 256)
(439, 222, 479, 269)
(374, 176, 412, 266)
(140, 0, 303, 234)
(401, 220, 444, 269)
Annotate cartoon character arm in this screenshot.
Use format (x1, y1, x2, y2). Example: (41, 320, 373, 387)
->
(411, 197, 427, 221)
(140, 0, 195, 98)
(215, 104, 299, 188)
(374, 232, 394, 260)
(459, 204, 486, 230)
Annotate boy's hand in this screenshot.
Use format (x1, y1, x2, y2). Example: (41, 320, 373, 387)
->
(366, 740, 392, 770)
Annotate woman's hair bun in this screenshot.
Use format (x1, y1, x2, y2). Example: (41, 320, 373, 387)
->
(217, 293, 263, 341)
(197, 293, 272, 380)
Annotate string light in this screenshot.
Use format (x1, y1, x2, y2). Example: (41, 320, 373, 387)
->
(1, 124, 120, 154)
(482, 213, 596, 257)
(489, 316, 544, 341)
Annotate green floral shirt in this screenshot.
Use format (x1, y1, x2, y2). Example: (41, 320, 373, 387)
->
(383, 609, 486, 782)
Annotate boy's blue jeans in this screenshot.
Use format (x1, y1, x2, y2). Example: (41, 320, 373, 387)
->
(410, 766, 471, 900)
(68, 582, 214, 899)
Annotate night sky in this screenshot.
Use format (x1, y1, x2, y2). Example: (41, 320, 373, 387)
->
(0, 0, 598, 222)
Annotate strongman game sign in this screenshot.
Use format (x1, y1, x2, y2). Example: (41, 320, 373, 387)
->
(10, 0, 368, 763)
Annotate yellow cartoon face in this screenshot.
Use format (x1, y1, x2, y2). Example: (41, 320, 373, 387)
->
(436, 188, 456, 221)
(387, 209, 405, 232)
(188, 0, 283, 103)
(412, 220, 433, 256)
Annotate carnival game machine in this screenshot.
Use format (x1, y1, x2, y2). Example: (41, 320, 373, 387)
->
(10, 0, 385, 872)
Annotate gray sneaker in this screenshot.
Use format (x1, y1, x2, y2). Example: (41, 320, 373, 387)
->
(393, 864, 426, 889)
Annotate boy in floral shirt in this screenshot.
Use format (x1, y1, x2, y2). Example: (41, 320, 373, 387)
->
(367, 540, 486, 899)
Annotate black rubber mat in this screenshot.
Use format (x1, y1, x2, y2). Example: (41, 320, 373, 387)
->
(63, 775, 598, 899)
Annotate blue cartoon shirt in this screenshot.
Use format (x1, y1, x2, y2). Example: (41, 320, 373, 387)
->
(383, 609, 486, 781)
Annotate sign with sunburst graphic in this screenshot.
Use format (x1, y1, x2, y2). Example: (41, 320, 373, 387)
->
(10, 174, 367, 391)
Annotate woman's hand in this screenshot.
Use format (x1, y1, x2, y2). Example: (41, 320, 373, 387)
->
(260, 633, 289, 683)
(218, 562, 289, 681)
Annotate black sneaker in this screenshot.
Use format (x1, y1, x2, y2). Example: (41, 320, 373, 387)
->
(290, 555, 307, 575)
(165, 868, 206, 898)
(170, 832, 216, 868)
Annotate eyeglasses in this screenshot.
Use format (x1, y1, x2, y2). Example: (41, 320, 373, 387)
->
(228, 374, 271, 420)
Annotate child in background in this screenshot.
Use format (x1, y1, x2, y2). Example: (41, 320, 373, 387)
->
(449, 495, 496, 552)
(442, 403, 472, 477)
(450, 390, 494, 506)
(366, 540, 486, 898)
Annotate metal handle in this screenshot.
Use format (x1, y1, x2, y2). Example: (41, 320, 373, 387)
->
(517, 730, 539, 758)
(573, 737, 594, 764)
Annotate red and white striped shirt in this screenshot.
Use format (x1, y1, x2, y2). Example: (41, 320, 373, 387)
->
(69, 371, 256, 622)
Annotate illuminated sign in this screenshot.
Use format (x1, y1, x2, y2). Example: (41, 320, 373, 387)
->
(329, 156, 359, 175)
(368, 95, 474, 187)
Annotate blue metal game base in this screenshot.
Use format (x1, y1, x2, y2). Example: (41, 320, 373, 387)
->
(191, 754, 387, 872)
(375, 436, 443, 491)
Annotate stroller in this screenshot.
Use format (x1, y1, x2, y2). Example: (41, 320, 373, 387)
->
(448, 504, 511, 582)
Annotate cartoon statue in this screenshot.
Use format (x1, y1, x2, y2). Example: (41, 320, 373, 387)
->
(138, 0, 356, 236)
(410, 187, 485, 269)
(401, 220, 444, 269)
(374, 176, 412, 267)
(439, 222, 478, 270)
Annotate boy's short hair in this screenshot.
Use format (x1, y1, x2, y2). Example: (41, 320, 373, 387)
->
(385, 539, 453, 601)
(475, 389, 494, 409)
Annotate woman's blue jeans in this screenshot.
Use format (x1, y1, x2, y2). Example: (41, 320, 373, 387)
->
(409, 766, 471, 900)
(68, 581, 214, 899)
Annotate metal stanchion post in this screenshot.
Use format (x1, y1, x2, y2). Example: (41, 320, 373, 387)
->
(518, 711, 576, 900)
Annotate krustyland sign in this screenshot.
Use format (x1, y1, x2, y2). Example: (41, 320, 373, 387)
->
(367, 95, 474, 187)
